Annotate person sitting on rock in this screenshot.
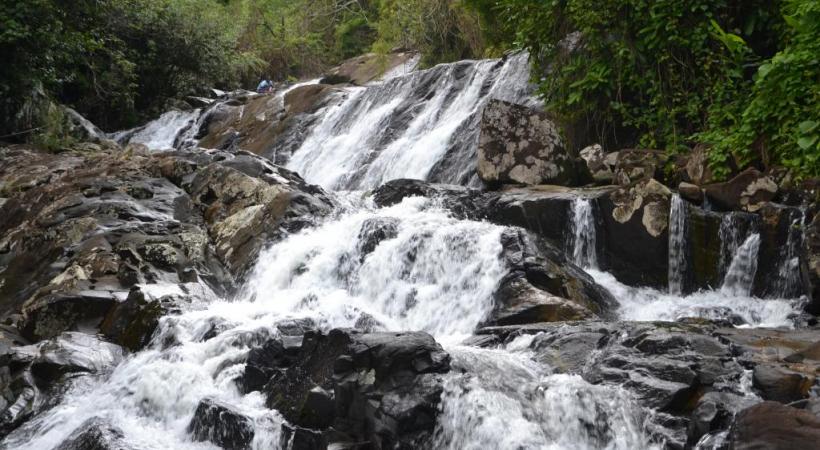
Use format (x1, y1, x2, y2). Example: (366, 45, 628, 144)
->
(256, 76, 273, 93)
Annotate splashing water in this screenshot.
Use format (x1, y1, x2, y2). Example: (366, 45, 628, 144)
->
(3, 196, 511, 448)
(667, 195, 687, 294)
(286, 53, 537, 190)
(570, 198, 598, 269)
(720, 233, 761, 297)
(117, 109, 202, 151)
(434, 340, 660, 450)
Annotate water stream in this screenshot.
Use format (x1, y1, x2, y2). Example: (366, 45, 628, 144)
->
(667, 195, 687, 294)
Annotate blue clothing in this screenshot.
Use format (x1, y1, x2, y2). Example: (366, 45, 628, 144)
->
(256, 79, 272, 93)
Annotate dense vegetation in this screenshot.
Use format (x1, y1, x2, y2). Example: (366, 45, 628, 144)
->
(469, 0, 820, 178)
(2, 0, 817, 178)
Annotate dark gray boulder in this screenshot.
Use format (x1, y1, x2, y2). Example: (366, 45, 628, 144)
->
(188, 397, 255, 450)
(55, 417, 133, 450)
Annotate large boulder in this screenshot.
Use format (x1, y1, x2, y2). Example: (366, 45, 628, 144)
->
(727, 401, 820, 450)
(55, 417, 134, 450)
(487, 229, 617, 325)
(703, 168, 778, 212)
(477, 99, 581, 186)
(188, 397, 255, 450)
(252, 328, 450, 449)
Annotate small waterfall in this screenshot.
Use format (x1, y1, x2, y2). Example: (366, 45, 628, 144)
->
(720, 233, 761, 297)
(772, 211, 804, 298)
(718, 213, 744, 279)
(115, 109, 202, 150)
(570, 198, 598, 269)
(286, 52, 537, 190)
(667, 194, 687, 294)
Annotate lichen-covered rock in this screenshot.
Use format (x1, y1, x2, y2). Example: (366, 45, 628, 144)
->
(477, 99, 580, 186)
(579, 144, 615, 184)
(613, 149, 667, 186)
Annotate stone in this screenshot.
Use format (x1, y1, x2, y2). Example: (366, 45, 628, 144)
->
(678, 182, 703, 204)
(684, 144, 714, 185)
(321, 50, 418, 86)
(55, 417, 134, 450)
(261, 328, 450, 449)
(579, 144, 614, 184)
(357, 217, 399, 258)
(728, 401, 820, 450)
(702, 168, 778, 212)
(477, 99, 579, 186)
(752, 364, 814, 403)
(188, 397, 255, 450)
(99, 289, 168, 352)
(613, 149, 667, 186)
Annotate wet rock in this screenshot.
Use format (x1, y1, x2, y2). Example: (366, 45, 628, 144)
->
(703, 168, 778, 212)
(752, 364, 814, 403)
(597, 178, 672, 288)
(280, 424, 328, 450)
(262, 328, 450, 449)
(99, 288, 169, 352)
(687, 391, 756, 446)
(188, 397, 255, 450)
(357, 217, 399, 258)
(55, 417, 134, 450)
(30, 332, 124, 384)
(487, 229, 617, 325)
(371, 179, 483, 218)
(477, 99, 580, 186)
(727, 401, 820, 450)
(322, 50, 418, 86)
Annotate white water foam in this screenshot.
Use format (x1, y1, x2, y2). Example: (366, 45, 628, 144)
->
(125, 109, 201, 151)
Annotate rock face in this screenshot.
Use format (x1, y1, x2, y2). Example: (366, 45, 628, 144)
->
(703, 168, 778, 212)
(728, 401, 820, 450)
(476, 321, 820, 449)
(0, 146, 332, 343)
(489, 229, 617, 325)
(321, 50, 419, 86)
(188, 398, 255, 450)
(247, 328, 450, 449)
(477, 99, 580, 186)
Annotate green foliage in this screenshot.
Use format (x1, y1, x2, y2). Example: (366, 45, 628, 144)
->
(474, 0, 818, 179)
(701, 0, 820, 179)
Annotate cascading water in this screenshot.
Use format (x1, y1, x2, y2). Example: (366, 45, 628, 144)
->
(570, 198, 598, 269)
(718, 213, 744, 279)
(667, 195, 687, 294)
(772, 211, 805, 298)
(113, 109, 202, 150)
(285, 52, 537, 190)
(720, 233, 762, 297)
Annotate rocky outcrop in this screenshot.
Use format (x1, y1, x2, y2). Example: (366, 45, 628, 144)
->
(579, 144, 616, 184)
(245, 328, 450, 449)
(727, 401, 820, 450)
(489, 229, 617, 325)
(0, 332, 124, 438)
(613, 149, 668, 186)
(321, 50, 419, 86)
(196, 85, 337, 161)
(188, 398, 255, 450)
(0, 146, 332, 342)
(703, 168, 778, 212)
(55, 417, 134, 450)
(477, 99, 582, 186)
(475, 321, 820, 449)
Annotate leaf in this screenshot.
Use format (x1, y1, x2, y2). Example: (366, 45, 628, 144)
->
(798, 120, 819, 134)
(797, 135, 818, 149)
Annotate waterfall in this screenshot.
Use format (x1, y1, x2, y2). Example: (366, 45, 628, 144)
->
(113, 109, 202, 150)
(772, 211, 805, 298)
(720, 233, 761, 297)
(285, 52, 537, 190)
(667, 194, 687, 294)
(718, 213, 744, 280)
(570, 198, 598, 269)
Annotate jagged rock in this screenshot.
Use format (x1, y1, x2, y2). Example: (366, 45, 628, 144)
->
(579, 144, 615, 184)
(703, 168, 778, 212)
(487, 229, 617, 325)
(727, 401, 820, 450)
(613, 149, 667, 186)
(687, 391, 756, 446)
(280, 424, 328, 450)
(99, 288, 169, 352)
(188, 397, 255, 450)
(260, 328, 450, 449)
(357, 217, 399, 258)
(477, 99, 580, 186)
(55, 417, 134, 450)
